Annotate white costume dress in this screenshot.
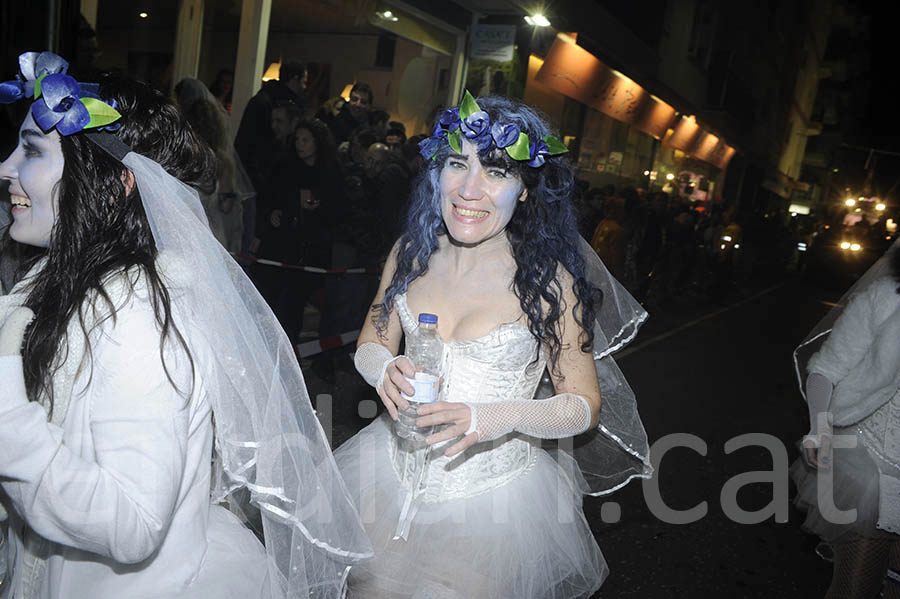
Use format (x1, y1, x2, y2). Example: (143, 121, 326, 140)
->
(335, 293, 607, 598)
(791, 276, 900, 541)
(0, 264, 267, 598)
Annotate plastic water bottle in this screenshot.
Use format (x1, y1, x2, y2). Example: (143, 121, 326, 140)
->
(395, 313, 442, 445)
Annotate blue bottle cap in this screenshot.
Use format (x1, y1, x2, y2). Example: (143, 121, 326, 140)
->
(418, 313, 438, 325)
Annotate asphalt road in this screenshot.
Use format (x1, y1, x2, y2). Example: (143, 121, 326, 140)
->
(589, 278, 838, 598)
(302, 275, 844, 598)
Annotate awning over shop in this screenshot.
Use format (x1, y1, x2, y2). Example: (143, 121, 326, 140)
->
(662, 117, 736, 170)
(534, 35, 675, 139)
(535, 34, 735, 170)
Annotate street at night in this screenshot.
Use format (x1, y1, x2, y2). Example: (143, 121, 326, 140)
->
(5, 1, 900, 597)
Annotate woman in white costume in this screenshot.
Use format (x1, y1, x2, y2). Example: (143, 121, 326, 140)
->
(792, 240, 900, 599)
(0, 52, 371, 598)
(336, 92, 651, 598)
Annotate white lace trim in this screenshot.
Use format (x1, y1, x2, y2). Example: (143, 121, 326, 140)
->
(389, 433, 537, 504)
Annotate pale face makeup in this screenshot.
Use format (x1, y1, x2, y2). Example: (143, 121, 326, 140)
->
(0, 112, 64, 248)
(439, 138, 527, 247)
(295, 128, 317, 165)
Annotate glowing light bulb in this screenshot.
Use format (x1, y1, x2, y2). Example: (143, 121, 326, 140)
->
(524, 14, 551, 27)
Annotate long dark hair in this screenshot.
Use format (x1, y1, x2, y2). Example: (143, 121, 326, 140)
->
(17, 74, 215, 414)
(294, 118, 339, 173)
(374, 95, 595, 373)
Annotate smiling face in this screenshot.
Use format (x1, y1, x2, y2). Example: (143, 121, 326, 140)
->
(439, 138, 527, 246)
(0, 112, 64, 247)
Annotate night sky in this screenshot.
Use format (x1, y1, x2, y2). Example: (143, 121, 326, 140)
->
(855, 0, 900, 197)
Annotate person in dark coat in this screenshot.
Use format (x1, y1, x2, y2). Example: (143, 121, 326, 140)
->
(233, 61, 307, 253)
(327, 82, 374, 144)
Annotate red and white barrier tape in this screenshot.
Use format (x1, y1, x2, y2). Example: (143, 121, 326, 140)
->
(231, 252, 378, 275)
(296, 329, 361, 358)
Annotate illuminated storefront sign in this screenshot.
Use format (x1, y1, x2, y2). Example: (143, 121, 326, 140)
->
(535, 34, 735, 169)
(534, 35, 675, 139)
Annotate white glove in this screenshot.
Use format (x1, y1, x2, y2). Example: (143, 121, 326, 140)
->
(463, 393, 593, 443)
(354, 342, 401, 391)
(802, 372, 834, 468)
(354, 342, 415, 420)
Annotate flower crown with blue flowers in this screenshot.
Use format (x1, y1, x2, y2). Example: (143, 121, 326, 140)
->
(418, 90, 568, 168)
(0, 51, 122, 136)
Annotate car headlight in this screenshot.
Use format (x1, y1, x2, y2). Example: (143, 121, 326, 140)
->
(850, 243, 861, 252)
(840, 241, 851, 249)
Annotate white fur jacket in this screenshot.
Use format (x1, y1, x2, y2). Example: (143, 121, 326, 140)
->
(808, 276, 900, 426)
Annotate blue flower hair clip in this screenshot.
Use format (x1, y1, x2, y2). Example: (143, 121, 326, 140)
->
(418, 90, 568, 167)
(0, 51, 122, 136)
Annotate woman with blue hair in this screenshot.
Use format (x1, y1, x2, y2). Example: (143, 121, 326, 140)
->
(336, 92, 652, 598)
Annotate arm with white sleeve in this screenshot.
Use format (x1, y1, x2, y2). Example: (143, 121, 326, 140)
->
(464, 393, 593, 442)
(0, 299, 191, 564)
(801, 372, 834, 468)
(802, 280, 883, 468)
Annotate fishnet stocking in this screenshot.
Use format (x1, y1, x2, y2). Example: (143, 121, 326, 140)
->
(826, 538, 892, 599)
(883, 541, 900, 599)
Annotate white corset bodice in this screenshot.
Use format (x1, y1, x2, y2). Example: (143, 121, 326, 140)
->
(856, 385, 900, 476)
(390, 293, 547, 502)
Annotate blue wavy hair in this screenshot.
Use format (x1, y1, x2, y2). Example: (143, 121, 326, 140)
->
(374, 95, 596, 371)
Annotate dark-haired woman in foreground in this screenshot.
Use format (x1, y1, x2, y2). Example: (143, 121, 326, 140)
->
(336, 93, 651, 598)
(0, 52, 370, 598)
(792, 242, 900, 598)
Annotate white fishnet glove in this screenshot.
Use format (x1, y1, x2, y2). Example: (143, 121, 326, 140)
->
(354, 342, 415, 420)
(802, 372, 834, 469)
(354, 342, 400, 390)
(463, 393, 592, 443)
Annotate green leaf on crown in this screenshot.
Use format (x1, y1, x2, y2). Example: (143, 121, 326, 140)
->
(34, 73, 47, 99)
(506, 132, 531, 161)
(543, 135, 569, 155)
(448, 129, 462, 153)
(459, 90, 481, 120)
(81, 97, 122, 128)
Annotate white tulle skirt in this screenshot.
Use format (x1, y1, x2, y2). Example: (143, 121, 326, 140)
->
(790, 427, 900, 543)
(334, 416, 607, 599)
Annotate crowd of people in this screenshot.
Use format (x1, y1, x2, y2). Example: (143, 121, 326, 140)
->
(158, 60, 434, 383)
(172, 59, 816, 371)
(578, 185, 754, 306)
